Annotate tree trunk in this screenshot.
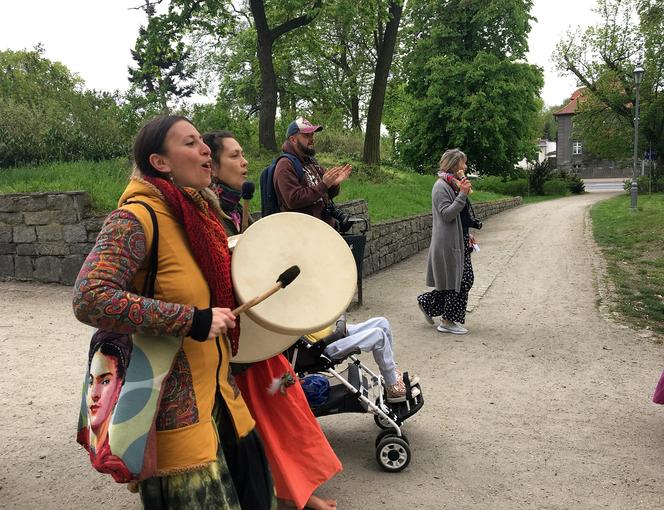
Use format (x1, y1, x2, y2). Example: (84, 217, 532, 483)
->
(251, 0, 278, 151)
(250, 0, 321, 151)
(351, 94, 361, 130)
(363, 1, 403, 165)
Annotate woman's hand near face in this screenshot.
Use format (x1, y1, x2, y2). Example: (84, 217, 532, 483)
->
(207, 308, 237, 339)
(459, 177, 472, 195)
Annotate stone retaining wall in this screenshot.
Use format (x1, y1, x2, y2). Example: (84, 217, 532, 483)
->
(337, 197, 522, 276)
(0, 192, 521, 285)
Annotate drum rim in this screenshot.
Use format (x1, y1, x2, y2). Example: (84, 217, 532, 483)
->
(231, 212, 357, 335)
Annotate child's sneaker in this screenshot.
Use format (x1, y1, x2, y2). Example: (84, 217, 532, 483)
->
(386, 380, 421, 403)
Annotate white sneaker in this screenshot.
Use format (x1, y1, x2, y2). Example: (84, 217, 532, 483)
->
(437, 322, 468, 335)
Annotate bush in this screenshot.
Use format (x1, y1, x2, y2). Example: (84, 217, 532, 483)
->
(313, 129, 364, 158)
(472, 175, 506, 194)
(567, 174, 585, 194)
(472, 175, 528, 196)
(543, 178, 570, 196)
(623, 175, 664, 193)
(528, 159, 554, 195)
(501, 178, 529, 196)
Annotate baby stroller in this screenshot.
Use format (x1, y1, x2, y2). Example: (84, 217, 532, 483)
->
(285, 317, 424, 472)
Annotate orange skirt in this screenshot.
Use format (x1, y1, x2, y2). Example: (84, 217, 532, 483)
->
(234, 354, 342, 509)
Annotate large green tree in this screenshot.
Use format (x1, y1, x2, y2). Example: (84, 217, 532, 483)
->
(397, 0, 543, 175)
(554, 0, 664, 173)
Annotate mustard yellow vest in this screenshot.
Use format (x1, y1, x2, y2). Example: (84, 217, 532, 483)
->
(119, 179, 255, 475)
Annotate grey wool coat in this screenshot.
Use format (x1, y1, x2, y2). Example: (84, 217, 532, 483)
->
(425, 178, 468, 292)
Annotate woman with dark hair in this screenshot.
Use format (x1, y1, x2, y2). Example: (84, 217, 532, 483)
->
(204, 130, 341, 510)
(73, 115, 274, 509)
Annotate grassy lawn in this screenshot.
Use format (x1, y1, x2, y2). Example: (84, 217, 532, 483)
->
(0, 154, 513, 221)
(591, 194, 664, 335)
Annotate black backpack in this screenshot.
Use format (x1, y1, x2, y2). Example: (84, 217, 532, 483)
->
(260, 152, 304, 217)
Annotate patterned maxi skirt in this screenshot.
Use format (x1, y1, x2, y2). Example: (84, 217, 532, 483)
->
(418, 238, 474, 324)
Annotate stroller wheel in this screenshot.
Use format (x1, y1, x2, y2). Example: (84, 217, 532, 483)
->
(375, 429, 409, 448)
(375, 437, 411, 472)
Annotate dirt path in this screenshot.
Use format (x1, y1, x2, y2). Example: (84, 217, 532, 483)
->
(2, 192, 663, 509)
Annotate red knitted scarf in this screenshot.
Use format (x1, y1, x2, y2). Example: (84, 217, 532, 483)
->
(144, 176, 240, 355)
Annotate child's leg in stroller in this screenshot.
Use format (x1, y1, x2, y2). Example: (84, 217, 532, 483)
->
(325, 318, 398, 385)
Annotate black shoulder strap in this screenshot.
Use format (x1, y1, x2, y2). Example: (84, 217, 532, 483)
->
(124, 200, 159, 298)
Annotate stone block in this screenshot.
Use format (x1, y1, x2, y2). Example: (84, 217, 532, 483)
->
(72, 193, 91, 216)
(33, 257, 62, 282)
(36, 224, 63, 242)
(0, 212, 23, 225)
(0, 255, 13, 277)
(14, 256, 33, 279)
(13, 225, 36, 243)
(37, 242, 69, 256)
(63, 224, 88, 243)
(23, 210, 52, 225)
(46, 194, 73, 211)
(88, 232, 101, 242)
(56, 208, 81, 224)
(70, 243, 94, 255)
(16, 244, 37, 256)
(0, 225, 12, 243)
(16, 195, 48, 212)
(0, 196, 21, 212)
(62, 255, 85, 285)
(0, 243, 16, 255)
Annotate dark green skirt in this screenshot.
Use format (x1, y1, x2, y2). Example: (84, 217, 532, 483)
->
(139, 397, 275, 510)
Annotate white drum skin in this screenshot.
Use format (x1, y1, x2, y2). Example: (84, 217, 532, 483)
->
(231, 212, 357, 336)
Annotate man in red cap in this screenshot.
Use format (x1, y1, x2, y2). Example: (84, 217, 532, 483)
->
(273, 116, 352, 227)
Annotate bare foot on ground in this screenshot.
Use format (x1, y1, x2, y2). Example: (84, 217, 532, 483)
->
(306, 494, 337, 510)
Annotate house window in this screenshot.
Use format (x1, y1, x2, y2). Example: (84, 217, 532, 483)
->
(572, 141, 582, 155)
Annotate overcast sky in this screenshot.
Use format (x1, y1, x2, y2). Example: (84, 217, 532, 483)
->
(0, 0, 600, 107)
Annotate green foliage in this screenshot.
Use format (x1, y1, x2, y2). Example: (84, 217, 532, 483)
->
(473, 176, 528, 196)
(538, 103, 563, 141)
(312, 129, 365, 158)
(591, 193, 664, 334)
(528, 159, 554, 195)
(0, 154, 511, 222)
(128, 1, 211, 112)
(0, 48, 132, 168)
(542, 178, 570, 196)
(0, 159, 132, 212)
(566, 173, 586, 194)
(397, 0, 543, 176)
(191, 101, 258, 152)
(623, 175, 664, 192)
(555, 0, 664, 173)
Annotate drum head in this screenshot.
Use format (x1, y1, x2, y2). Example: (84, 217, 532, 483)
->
(232, 212, 357, 335)
(232, 314, 299, 363)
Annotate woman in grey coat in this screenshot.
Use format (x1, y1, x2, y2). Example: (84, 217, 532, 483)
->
(417, 149, 476, 334)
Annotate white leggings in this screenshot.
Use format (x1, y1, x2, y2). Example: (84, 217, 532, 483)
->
(323, 317, 398, 385)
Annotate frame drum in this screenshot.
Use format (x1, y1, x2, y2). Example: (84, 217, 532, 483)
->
(232, 314, 299, 363)
(231, 212, 357, 336)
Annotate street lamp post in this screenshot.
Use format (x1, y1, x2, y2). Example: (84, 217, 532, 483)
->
(631, 63, 645, 210)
